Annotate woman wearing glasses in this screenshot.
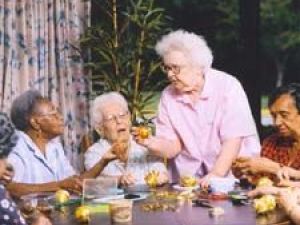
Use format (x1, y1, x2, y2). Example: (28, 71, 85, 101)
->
(7, 90, 118, 197)
(0, 112, 52, 225)
(84, 92, 168, 186)
(134, 30, 260, 187)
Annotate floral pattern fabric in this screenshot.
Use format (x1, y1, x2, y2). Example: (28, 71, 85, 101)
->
(0, 0, 91, 170)
(0, 185, 26, 225)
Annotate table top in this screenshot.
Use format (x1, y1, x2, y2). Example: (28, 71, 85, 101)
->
(47, 193, 291, 225)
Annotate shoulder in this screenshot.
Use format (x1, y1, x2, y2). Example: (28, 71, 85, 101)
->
(8, 133, 28, 162)
(85, 139, 110, 156)
(262, 133, 292, 147)
(263, 133, 279, 144)
(161, 85, 177, 100)
(208, 69, 243, 91)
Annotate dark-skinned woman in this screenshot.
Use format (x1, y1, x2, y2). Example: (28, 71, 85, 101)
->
(0, 112, 52, 225)
(7, 90, 117, 198)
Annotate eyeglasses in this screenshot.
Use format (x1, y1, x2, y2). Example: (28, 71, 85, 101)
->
(103, 111, 129, 124)
(36, 109, 61, 119)
(160, 63, 181, 75)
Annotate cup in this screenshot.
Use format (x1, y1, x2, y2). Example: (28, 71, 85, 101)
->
(209, 177, 236, 193)
(83, 177, 118, 201)
(109, 199, 133, 223)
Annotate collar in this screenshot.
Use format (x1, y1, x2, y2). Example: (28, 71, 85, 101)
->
(175, 69, 212, 104)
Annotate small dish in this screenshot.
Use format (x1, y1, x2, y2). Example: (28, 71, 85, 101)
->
(172, 184, 200, 191)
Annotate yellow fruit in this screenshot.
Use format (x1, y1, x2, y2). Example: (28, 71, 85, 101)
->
(139, 127, 150, 139)
(254, 195, 276, 214)
(257, 177, 273, 187)
(180, 176, 197, 187)
(144, 170, 160, 188)
(55, 190, 70, 204)
(75, 206, 90, 223)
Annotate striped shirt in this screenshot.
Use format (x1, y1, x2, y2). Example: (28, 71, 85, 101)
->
(8, 131, 75, 184)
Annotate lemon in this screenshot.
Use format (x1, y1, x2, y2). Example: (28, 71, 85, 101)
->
(75, 206, 90, 223)
(55, 189, 70, 204)
(180, 176, 197, 187)
(257, 177, 273, 187)
(254, 194, 276, 214)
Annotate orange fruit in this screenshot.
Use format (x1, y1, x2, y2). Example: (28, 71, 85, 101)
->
(139, 127, 149, 139)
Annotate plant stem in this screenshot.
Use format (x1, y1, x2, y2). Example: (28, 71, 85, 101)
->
(132, 29, 145, 121)
(112, 0, 119, 78)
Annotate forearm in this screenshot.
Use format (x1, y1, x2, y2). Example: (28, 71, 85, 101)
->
(7, 182, 60, 198)
(80, 158, 109, 179)
(145, 136, 181, 159)
(211, 138, 242, 177)
(285, 203, 300, 225)
(288, 169, 300, 180)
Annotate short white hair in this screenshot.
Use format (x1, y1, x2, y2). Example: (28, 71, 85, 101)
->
(155, 30, 213, 73)
(92, 92, 129, 127)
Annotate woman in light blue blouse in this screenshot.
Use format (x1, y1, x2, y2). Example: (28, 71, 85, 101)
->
(7, 90, 117, 197)
(0, 112, 51, 225)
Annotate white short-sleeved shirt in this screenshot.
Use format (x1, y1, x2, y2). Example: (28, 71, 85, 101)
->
(8, 131, 75, 183)
(84, 137, 167, 184)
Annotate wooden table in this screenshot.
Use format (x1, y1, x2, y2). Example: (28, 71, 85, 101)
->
(48, 195, 291, 225)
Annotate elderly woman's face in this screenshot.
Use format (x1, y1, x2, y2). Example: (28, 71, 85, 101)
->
(162, 51, 203, 93)
(31, 100, 64, 139)
(101, 103, 131, 143)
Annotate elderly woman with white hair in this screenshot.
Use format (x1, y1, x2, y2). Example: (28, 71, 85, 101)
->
(84, 92, 168, 186)
(134, 30, 260, 187)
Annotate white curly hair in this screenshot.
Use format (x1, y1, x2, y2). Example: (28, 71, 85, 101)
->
(155, 30, 213, 73)
(91, 92, 129, 128)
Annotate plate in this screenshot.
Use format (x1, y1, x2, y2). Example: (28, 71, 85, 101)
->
(172, 184, 200, 191)
(91, 193, 148, 203)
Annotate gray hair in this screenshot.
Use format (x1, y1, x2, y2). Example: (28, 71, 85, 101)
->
(10, 90, 44, 131)
(155, 29, 213, 73)
(92, 92, 129, 128)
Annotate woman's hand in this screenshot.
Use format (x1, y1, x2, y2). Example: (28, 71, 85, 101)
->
(247, 186, 282, 198)
(278, 188, 300, 214)
(198, 173, 219, 189)
(58, 175, 83, 194)
(233, 157, 279, 175)
(119, 173, 135, 186)
(110, 141, 128, 162)
(1, 163, 14, 185)
(31, 213, 52, 225)
(277, 166, 300, 180)
(157, 172, 169, 186)
(131, 127, 151, 148)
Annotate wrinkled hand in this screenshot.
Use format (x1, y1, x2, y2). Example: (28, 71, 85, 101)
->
(277, 166, 299, 181)
(247, 186, 282, 198)
(119, 172, 136, 186)
(157, 172, 169, 186)
(31, 214, 52, 225)
(278, 188, 300, 212)
(233, 157, 276, 175)
(131, 127, 150, 147)
(58, 175, 83, 194)
(1, 164, 14, 185)
(198, 173, 218, 189)
(110, 141, 128, 162)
